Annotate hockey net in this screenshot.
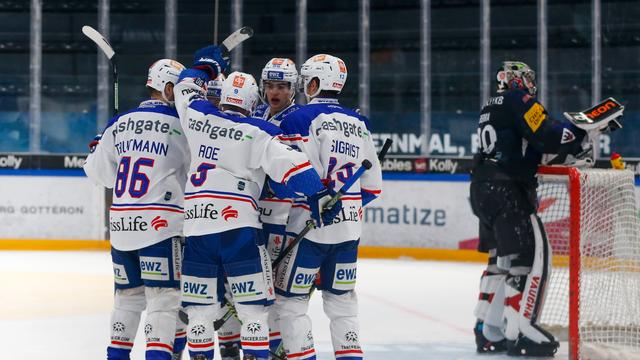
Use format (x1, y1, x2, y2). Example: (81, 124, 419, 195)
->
(537, 166, 640, 360)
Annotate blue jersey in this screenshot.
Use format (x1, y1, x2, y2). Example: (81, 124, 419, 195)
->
(253, 103, 301, 127)
(473, 89, 586, 182)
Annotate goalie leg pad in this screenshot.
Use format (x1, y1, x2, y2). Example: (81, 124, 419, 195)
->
(108, 286, 146, 360)
(274, 294, 316, 359)
(323, 291, 363, 359)
(503, 214, 558, 355)
(144, 287, 181, 359)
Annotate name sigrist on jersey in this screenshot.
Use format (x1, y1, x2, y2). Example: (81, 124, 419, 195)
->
(524, 103, 546, 132)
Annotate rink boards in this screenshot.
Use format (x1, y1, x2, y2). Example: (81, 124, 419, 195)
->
(1, 154, 639, 262)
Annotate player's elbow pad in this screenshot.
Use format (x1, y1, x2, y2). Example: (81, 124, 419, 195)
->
(286, 168, 325, 197)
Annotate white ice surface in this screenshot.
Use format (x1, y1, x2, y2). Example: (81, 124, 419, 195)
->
(0, 251, 567, 359)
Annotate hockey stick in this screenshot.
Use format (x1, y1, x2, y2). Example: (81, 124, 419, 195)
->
(208, 160, 375, 333)
(82, 25, 118, 115)
(220, 26, 253, 60)
(211, 139, 393, 359)
(269, 138, 393, 358)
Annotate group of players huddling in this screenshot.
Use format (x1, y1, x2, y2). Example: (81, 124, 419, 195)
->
(84, 43, 381, 360)
(84, 36, 624, 359)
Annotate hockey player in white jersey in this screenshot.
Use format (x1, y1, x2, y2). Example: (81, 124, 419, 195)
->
(274, 54, 383, 360)
(251, 57, 302, 357)
(172, 45, 342, 360)
(83, 59, 189, 360)
(253, 58, 301, 126)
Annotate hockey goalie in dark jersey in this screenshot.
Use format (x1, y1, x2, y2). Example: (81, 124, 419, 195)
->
(469, 61, 623, 357)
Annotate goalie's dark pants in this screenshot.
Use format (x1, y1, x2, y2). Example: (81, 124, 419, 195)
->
(469, 180, 537, 259)
(470, 180, 557, 353)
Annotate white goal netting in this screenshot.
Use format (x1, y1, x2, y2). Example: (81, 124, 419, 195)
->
(537, 167, 640, 359)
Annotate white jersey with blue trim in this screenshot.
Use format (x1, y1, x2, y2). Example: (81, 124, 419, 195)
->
(83, 99, 190, 251)
(252, 103, 301, 127)
(279, 98, 383, 244)
(174, 79, 317, 236)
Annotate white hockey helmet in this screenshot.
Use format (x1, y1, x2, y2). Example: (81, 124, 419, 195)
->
(146, 59, 185, 92)
(219, 71, 260, 113)
(207, 73, 226, 98)
(260, 58, 298, 101)
(299, 54, 348, 98)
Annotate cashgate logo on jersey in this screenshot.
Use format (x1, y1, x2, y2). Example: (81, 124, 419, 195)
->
(291, 267, 318, 294)
(140, 256, 170, 281)
(182, 275, 217, 304)
(113, 263, 129, 285)
(228, 273, 266, 302)
(333, 263, 357, 291)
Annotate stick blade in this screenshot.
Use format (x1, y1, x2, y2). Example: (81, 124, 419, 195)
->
(82, 25, 116, 59)
(221, 26, 254, 52)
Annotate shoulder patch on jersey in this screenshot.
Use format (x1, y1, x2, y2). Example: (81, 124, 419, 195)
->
(524, 102, 546, 132)
(560, 128, 576, 144)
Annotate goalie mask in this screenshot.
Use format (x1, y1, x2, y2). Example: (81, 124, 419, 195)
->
(260, 58, 298, 102)
(496, 61, 537, 96)
(146, 59, 185, 104)
(299, 54, 348, 99)
(219, 71, 260, 114)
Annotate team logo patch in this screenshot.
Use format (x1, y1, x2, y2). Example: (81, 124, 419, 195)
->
(113, 263, 129, 285)
(524, 103, 546, 133)
(112, 322, 126, 333)
(151, 216, 168, 231)
(232, 75, 246, 88)
(561, 128, 576, 144)
(221, 205, 238, 221)
(313, 54, 326, 62)
(272, 58, 285, 65)
(140, 256, 170, 281)
(332, 263, 357, 291)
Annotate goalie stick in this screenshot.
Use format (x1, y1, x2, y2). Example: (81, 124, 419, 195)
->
(82, 25, 118, 115)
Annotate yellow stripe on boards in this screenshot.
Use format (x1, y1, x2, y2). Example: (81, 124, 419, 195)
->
(0, 239, 111, 251)
(358, 246, 489, 263)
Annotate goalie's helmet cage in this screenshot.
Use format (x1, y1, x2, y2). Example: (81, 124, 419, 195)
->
(300, 54, 348, 98)
(207, 73, 226, 99)
(146, 59, 185, 93)
(219, 71, 260, 113)
(260, 58, 298, 101)
(496, 61, 537, 96)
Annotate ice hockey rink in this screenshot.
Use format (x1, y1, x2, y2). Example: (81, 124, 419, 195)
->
(0, 250, 567, 359)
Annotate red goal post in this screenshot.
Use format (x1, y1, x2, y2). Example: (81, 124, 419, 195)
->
(536, 166, 640, 360)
